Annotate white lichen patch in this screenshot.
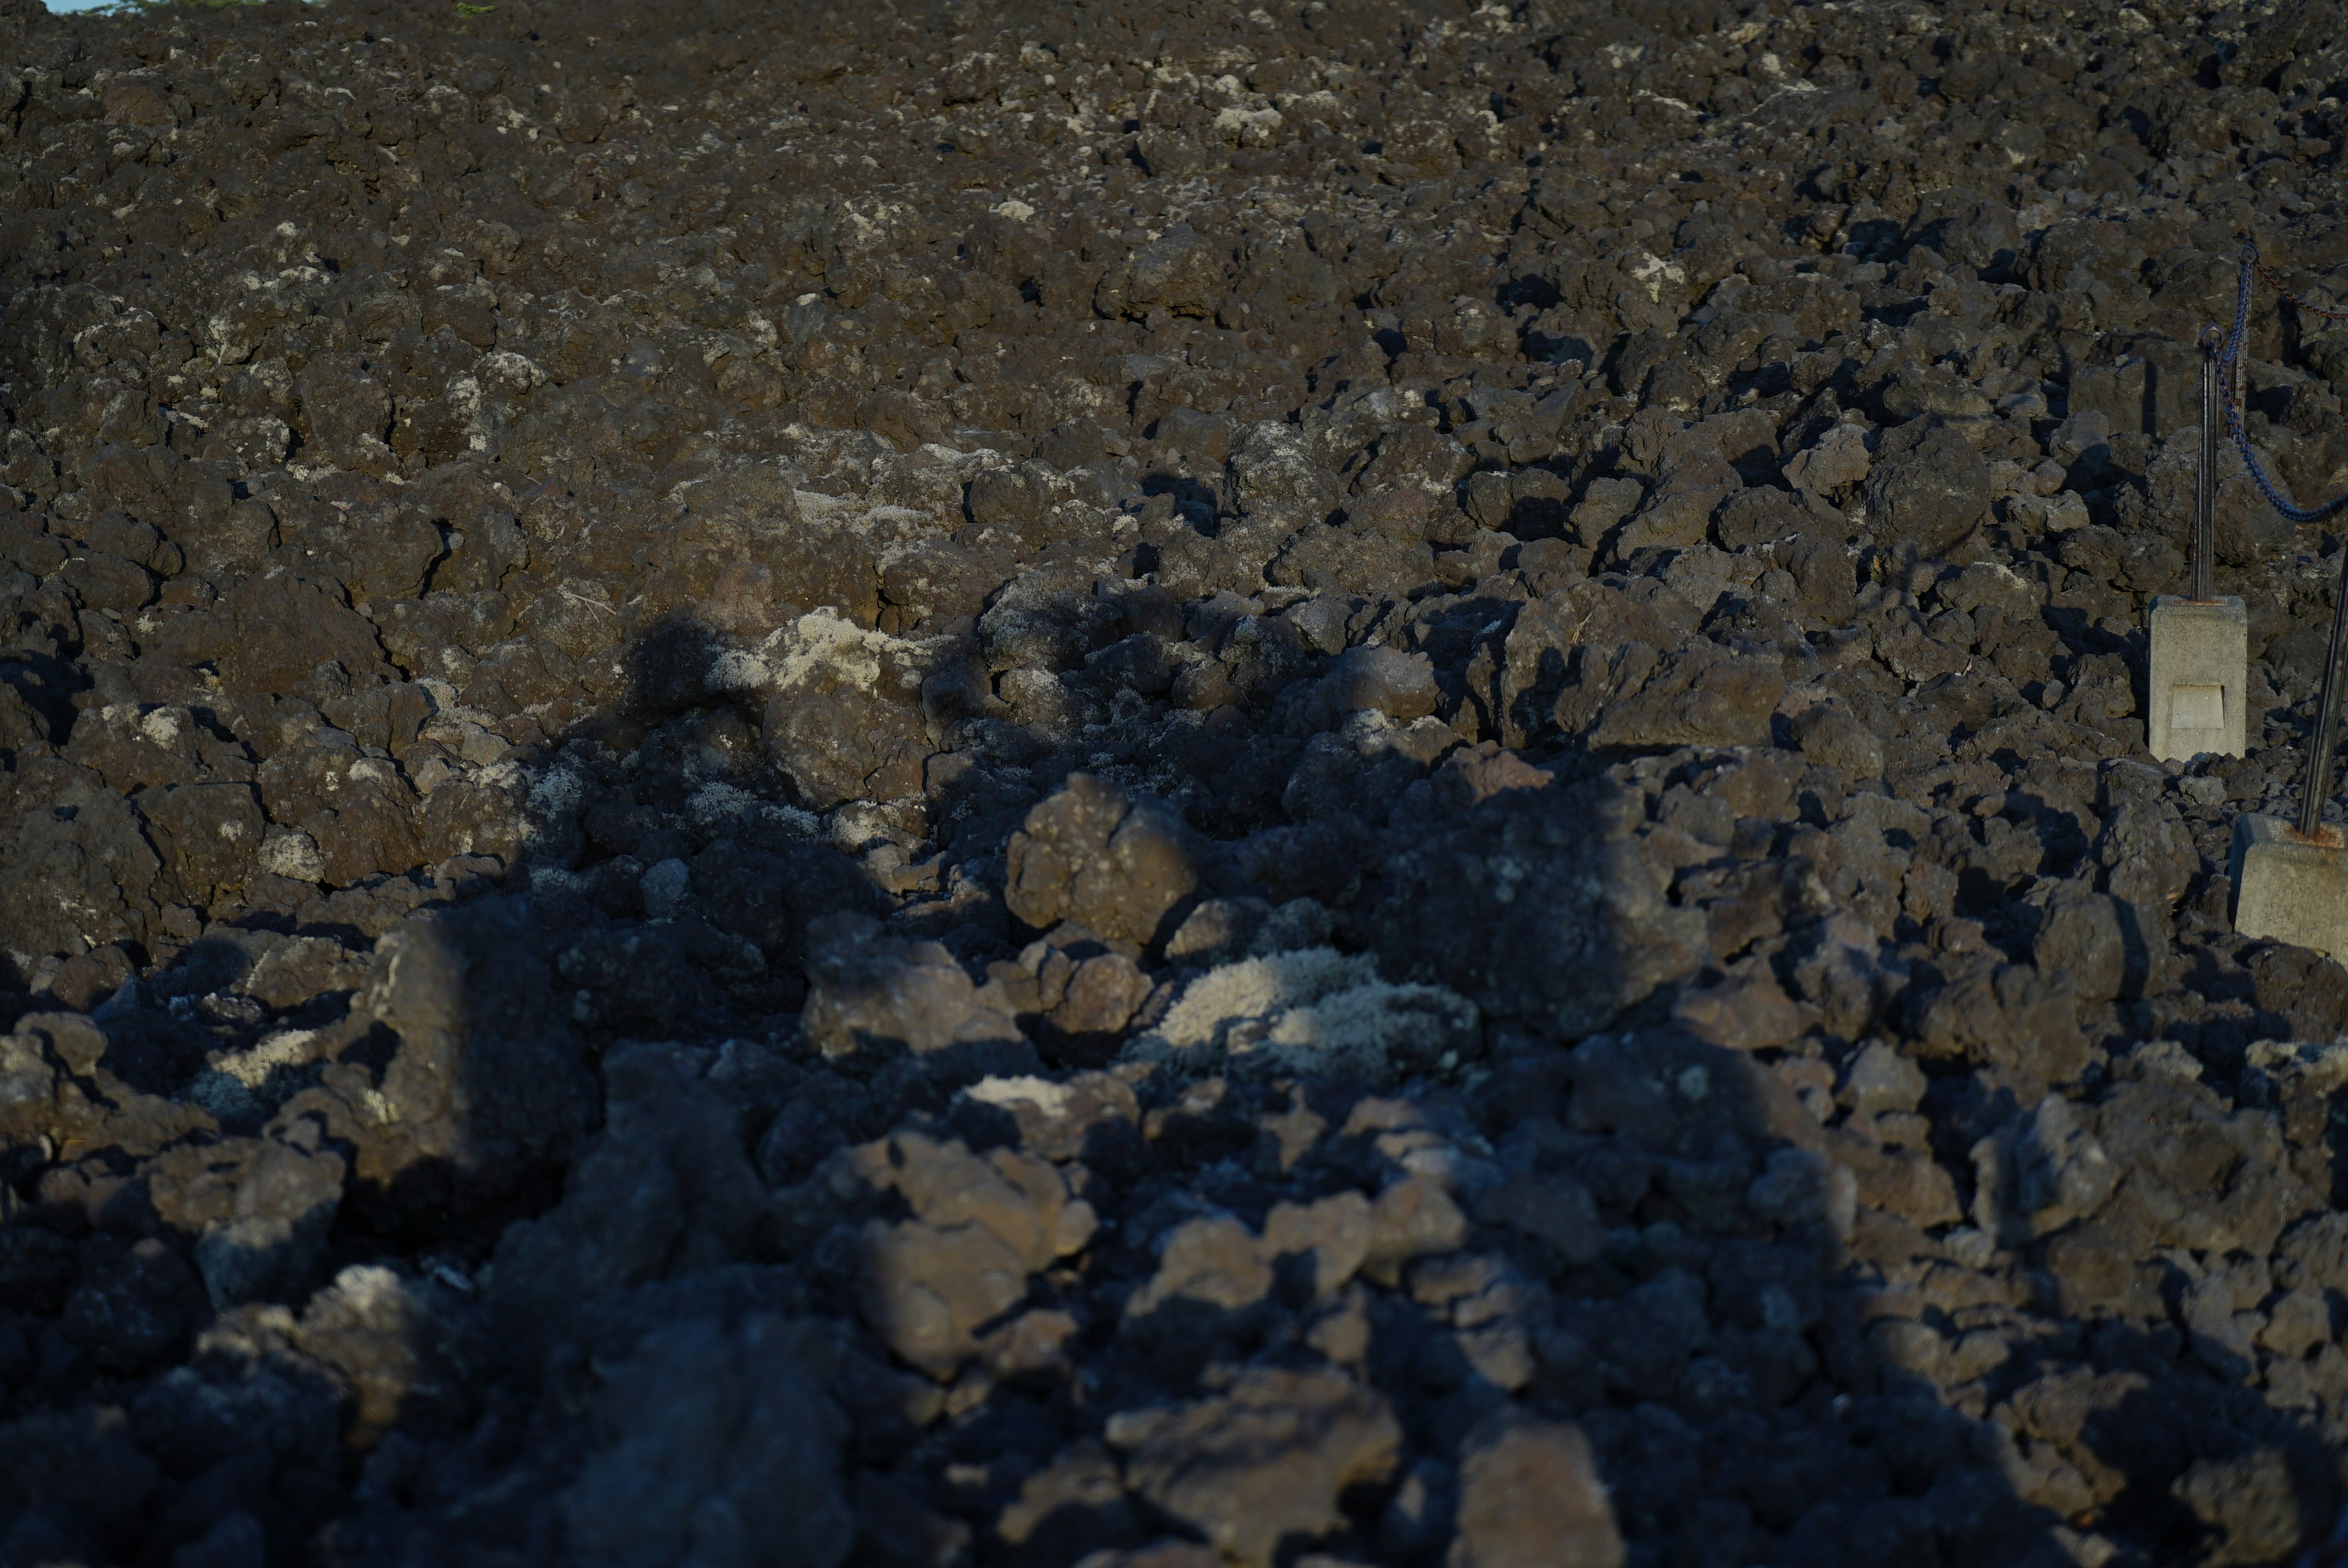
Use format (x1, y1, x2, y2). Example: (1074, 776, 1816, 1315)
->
(686, 781, 819, 839)
(1124, 948, 1479, 1085)
(964, 1074, 1075, 1119)
(183, 1027, 324, 1122)
(213, 1027, 322, 1089)
(259, 830, 325, 882)
(762, 608, 918, 699)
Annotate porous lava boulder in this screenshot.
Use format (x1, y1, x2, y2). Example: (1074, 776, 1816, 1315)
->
(1450, 1418, 1625, 1568)
(1863, 417, 1994, 557)
(275, 898, 594, 1229)
(1003, 774, 1203, 946)
(758, 611, 932, 809)
(1107, 1366, 1401, 1568)
(554, 1316, 855, 1568)
(1363, 779, 1705, 1037)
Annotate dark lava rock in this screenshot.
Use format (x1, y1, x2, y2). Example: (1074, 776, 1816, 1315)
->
(1450, 1417, 1624, 1568)
(553, 1315, 854, 1568)
(278, 898, 594, 1231)
(1863, 419, 1995, 558)
(1107, 1366, 1400, 1568)
(1364, 780, 1704, 1038)
(1003, 774, 1202, 947)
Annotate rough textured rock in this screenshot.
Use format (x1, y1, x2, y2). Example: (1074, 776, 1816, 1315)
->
(489, 1041, 767, 1330)
(1449, 1418, 1624, 1568)
(279, 898, 594, 1227)
(1364, 782, 1705, 1037)
(554, 1315, 855, 1568)
(758, 610, 931, 809)
(1864, 418, 1995, 558)
(844, 1130, 1095, 1377)
(1108, 1367, 1401, 1568)
(800, 915, 1034, 1080)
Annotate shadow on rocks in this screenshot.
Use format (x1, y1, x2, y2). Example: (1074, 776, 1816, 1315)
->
(9, 547, 2348, 1568)
(1, 6, 2346, 1545)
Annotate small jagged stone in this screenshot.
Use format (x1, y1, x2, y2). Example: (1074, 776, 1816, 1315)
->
(1107, 1367, 1400, 1568)
(1448, 1418, 1623, 1568)
(1003, 775, 1202, 947)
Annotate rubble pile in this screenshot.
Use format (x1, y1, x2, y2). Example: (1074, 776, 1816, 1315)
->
(2, 0, 2347, 1561)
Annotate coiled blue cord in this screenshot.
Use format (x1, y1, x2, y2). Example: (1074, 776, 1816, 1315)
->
(2215, 242, 2348, 524)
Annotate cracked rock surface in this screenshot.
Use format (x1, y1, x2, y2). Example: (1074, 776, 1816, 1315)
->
(6, 0, 2348, 1562)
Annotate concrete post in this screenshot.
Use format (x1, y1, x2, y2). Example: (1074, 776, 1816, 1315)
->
(2146, 596, 2248, 760)
(2234, 476, 2348, 954)
(2146, 336, 2249, 763)
(2233, 814, 2348, 959)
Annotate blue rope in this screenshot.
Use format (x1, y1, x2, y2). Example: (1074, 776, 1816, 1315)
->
(2214, 242, 2348, 525)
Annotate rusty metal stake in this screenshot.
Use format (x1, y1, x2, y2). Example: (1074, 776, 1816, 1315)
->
(2298, 543, 2348, 839)
(2197, 330, 2219, 603)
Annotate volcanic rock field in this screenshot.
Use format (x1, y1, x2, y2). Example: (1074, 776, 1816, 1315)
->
(6, 0, 2348, 1562)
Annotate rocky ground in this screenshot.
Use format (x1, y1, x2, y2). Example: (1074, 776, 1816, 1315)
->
(6, 0, 2348, 1562)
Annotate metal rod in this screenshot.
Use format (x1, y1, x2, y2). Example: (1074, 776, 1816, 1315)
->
(2298, 544, 2348, 839)
(2197, 332, 2218, 602)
